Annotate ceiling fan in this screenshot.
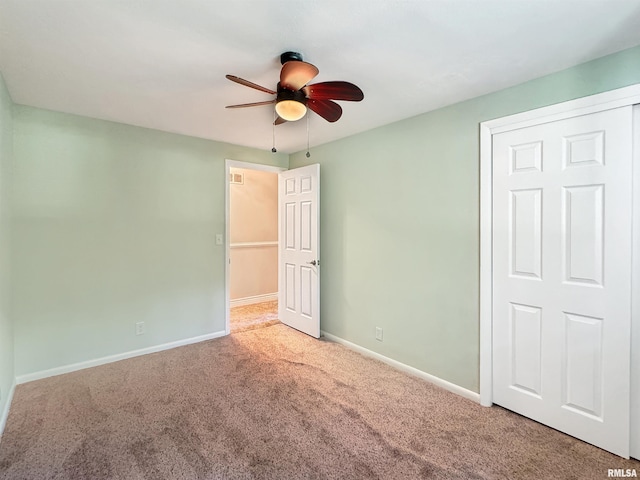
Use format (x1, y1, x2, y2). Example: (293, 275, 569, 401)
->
(225, 51, 364, 125)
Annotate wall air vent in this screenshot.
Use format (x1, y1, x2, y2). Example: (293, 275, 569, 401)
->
(230, 172, 244, 185)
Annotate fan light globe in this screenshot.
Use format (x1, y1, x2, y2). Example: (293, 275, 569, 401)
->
(275, 100, 307, 121)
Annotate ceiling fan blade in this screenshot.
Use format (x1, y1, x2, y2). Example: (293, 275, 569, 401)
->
(307, 99, 343, 123)
(274, 116, 288, 125)
(303, 81, 364, 101)
(280, 61, 319, 90)
(225, 75, 276, 95)
(225, 100, 276, 109)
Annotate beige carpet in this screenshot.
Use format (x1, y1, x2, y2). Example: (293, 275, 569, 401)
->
(0, 324, 638, 479)
(230, 300, 280, 333)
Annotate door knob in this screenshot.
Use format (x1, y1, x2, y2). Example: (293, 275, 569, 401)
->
(306, 260, 319, 266)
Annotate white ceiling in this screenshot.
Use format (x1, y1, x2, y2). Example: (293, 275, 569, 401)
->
(1, 0, 640, 154)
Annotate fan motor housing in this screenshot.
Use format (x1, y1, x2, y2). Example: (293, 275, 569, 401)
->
(276, 84, 307, 105)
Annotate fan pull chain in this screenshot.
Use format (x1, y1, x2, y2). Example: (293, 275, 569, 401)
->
(306, 113, 311, 158)
(271, 108, 277, 153)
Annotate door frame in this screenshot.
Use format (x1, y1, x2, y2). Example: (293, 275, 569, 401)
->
(479, 84, 640, 457)
(224, 159, 286, 335)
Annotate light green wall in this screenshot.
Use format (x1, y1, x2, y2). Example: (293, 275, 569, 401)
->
(12, 106, 287, 376)
(290, 45, 640, 392)
(0, 73, 14, 418)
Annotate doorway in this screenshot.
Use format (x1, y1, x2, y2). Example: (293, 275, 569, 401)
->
(225, 160, 285, 334)
(225, 160, 322, 339)
(479, 84, 640, 459)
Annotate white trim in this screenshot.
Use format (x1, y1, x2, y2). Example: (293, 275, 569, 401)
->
(226, 160, 285, 174)
(479, 122, 494, 407)
(321, 331, 481, 404)
(631, 104, 640, 461)
(230, 292, 278, 308)
(480, 84, 640, 419)
(230, 241, 278, 249)
(15, 331, 226, 385)
(225, 159, 286, 336)
(484, 83, 640, 134)
(0, 380, 16, 440)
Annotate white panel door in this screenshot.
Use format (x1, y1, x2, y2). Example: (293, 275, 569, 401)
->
(492, 106, 633, 457)
(278, 164, 320, 338)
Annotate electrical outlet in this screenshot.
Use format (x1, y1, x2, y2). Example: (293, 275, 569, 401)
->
(215, 234, 223, 246)
(375, 327, 383, 342)
(135, 322, 145, 336)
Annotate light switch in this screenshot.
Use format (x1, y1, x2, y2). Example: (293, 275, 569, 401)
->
(215, 234, 223, 246)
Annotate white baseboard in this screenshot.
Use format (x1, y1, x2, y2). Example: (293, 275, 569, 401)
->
(16, 330, 227, 385)
(230, 293, 278, 308)
(0, 379, 16, 440)
(321, 331, 481, 404)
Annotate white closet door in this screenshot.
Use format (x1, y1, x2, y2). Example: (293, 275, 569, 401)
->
(492, 106, 633, 457)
